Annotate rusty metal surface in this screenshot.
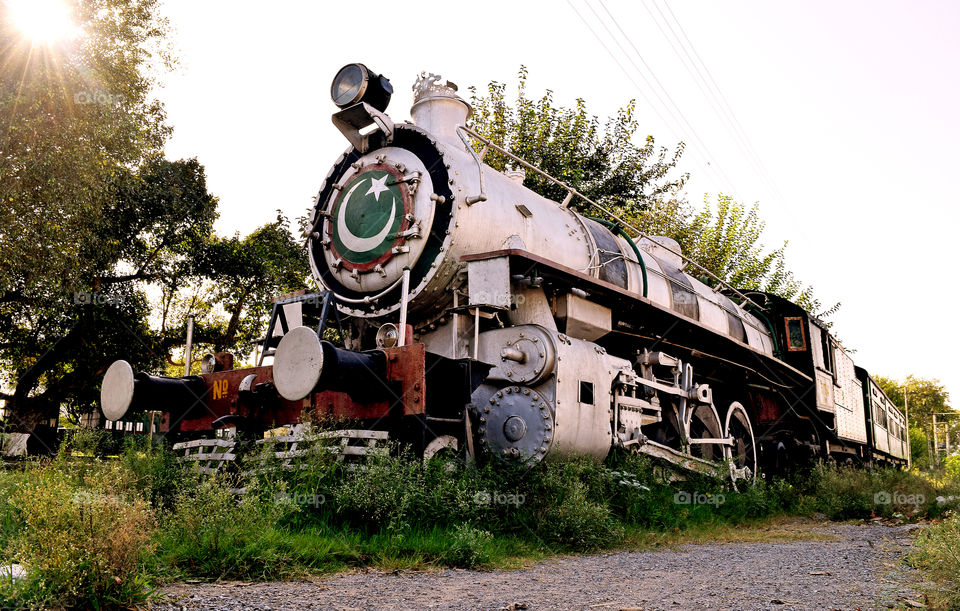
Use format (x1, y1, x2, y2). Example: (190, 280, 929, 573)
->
(170, 344, 426, 434)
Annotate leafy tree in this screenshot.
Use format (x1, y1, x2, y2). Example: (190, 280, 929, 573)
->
(677, 194, 831, 314)
(0, 159, 217, 444)
(0, 0, 173, 300)
(0, 0, 189, 445)
(1, 0, 313, 451)
(876, 375, 951, 424)
(909, 426, 931, 471)
(194, 212, 311, 356)
(467, 69, 827, 315)
(468, 66, 688, 214)
(876, 375, 953, 466)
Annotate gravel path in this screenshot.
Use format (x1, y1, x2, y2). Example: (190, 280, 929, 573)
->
(156, 522, 929, 611)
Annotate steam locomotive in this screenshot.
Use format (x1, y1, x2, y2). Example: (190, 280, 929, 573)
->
(99, 64, 907, 478)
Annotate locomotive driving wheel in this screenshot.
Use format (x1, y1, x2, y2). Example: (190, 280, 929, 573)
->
(686, 401, 724, 462)
(723, 401, 757, 485)
(650, 399, 725, 463)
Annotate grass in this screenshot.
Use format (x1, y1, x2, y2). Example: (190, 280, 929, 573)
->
(909, 514, 960, 609)
(621, 516, 839, 550)
(2, 428, 960, 609)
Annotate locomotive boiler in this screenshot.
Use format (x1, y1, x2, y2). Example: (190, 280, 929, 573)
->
(99, 64, 907, 477)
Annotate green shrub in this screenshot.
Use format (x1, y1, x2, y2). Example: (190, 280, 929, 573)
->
(330, 448, 424, 532)
(59, 428, 118, 458)
(909, 512, 960, 608)
(440, 524, 495, 568)
(2, 464, 155, 609)
(155, 474, 299, 580)
(118, 437, 185, 511)
(794, 464, 948, 521)
(0, 468, 27, 555)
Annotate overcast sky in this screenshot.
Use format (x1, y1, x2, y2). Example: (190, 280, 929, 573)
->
(159, 0, 959, 406)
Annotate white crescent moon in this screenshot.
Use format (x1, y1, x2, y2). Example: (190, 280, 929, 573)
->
(337, 178, 397, 253)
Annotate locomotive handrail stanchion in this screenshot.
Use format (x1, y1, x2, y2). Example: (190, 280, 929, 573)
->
(458, 126, 764, 313)
(473, 307, 480, 360)
(399, 267, 411, 346)
(456, 126, 487, 205)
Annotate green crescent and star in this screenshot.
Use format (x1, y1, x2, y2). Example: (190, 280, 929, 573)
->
(332, 169, 406, 266)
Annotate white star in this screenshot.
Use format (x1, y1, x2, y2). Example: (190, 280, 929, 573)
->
(365, 174, 390, 201)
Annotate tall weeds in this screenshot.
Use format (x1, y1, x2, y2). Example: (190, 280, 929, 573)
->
(2, 435, 960, 609)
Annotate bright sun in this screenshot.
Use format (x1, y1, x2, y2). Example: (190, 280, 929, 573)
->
(7, 0, 76, 44)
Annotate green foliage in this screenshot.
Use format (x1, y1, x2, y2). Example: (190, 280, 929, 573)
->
(468, 66, 688, 214)
(0, 0, 309, 433)
(875, 375, 951, 422)
(909, 513, 960, 608)
(682, 195, 828, 314)
(794, 463, 950, 520)
(117, 437, 185, 511)
(910, 426, 932, 471)
(440, 524, 495, 568)
(875, 374, 953, 468)
(0, 0, 174, 299)
(192, 211, 310, 354)
(154, 474, 298, 580)
(0, 0, 223, 434)
(2, 462, 155, 609)
(5, 444, 960, 607)
(59, 428, 117, 458)
(467, 68, 827, 317)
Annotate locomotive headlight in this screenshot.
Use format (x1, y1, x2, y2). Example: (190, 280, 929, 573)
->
(330, 63, 393, 112)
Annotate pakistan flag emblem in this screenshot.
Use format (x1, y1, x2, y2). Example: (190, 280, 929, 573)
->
(330, 165, 410, 271)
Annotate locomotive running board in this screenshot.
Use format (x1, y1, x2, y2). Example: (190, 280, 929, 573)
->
(627, 439, 724, 477)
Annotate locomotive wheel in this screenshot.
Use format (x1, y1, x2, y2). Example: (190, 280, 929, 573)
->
(423, 434, 459, 461)
(687, 402, 724, 462)
(650, 403, 684, 449)
(723, 402, 757, 483)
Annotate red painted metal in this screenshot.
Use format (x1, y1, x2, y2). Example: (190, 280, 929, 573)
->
(168, 343, 426, 434)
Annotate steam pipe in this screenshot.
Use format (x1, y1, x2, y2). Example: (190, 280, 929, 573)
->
(587, 216, 648, 298)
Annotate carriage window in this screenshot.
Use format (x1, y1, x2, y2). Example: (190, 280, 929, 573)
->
(784, 317, 807, 351)
(874, 402, 887, 429)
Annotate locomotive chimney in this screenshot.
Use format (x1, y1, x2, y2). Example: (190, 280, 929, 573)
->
(410, 72, 472, 146)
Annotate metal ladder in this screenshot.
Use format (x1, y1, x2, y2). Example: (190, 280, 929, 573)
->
(257, 291, 342, 366)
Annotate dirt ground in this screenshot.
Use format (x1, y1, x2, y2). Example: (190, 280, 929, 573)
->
(155, 521, 930, 611)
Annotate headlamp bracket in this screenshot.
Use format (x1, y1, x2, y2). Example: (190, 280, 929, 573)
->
(331, 102, 395, 153)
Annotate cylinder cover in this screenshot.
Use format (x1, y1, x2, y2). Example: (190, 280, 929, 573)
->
(478, 385, 554, 461)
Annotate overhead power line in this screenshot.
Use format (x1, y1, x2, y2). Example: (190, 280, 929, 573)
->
(584, 0, 741, 195)
(657, 0, 785, 203)
(567, 0, 743, 198)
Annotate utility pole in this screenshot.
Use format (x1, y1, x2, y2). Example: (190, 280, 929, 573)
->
(184, 314, 195, 376)
(904, 384, 911, 470)
(933, 414, 940, 466)
(930, 412, 960, 469)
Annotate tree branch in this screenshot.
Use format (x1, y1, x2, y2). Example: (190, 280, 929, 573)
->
(99, 272, 160, 284)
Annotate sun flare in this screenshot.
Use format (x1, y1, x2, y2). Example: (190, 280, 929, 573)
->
(6, 0, 76, 44)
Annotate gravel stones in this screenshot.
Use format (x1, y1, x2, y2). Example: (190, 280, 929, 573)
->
(154, 522, 928, 611)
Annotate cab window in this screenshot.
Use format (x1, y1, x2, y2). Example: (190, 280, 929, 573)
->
(784, 317, 807, 351)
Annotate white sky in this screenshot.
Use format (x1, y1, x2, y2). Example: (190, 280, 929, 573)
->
(159, 0, 959, 406)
